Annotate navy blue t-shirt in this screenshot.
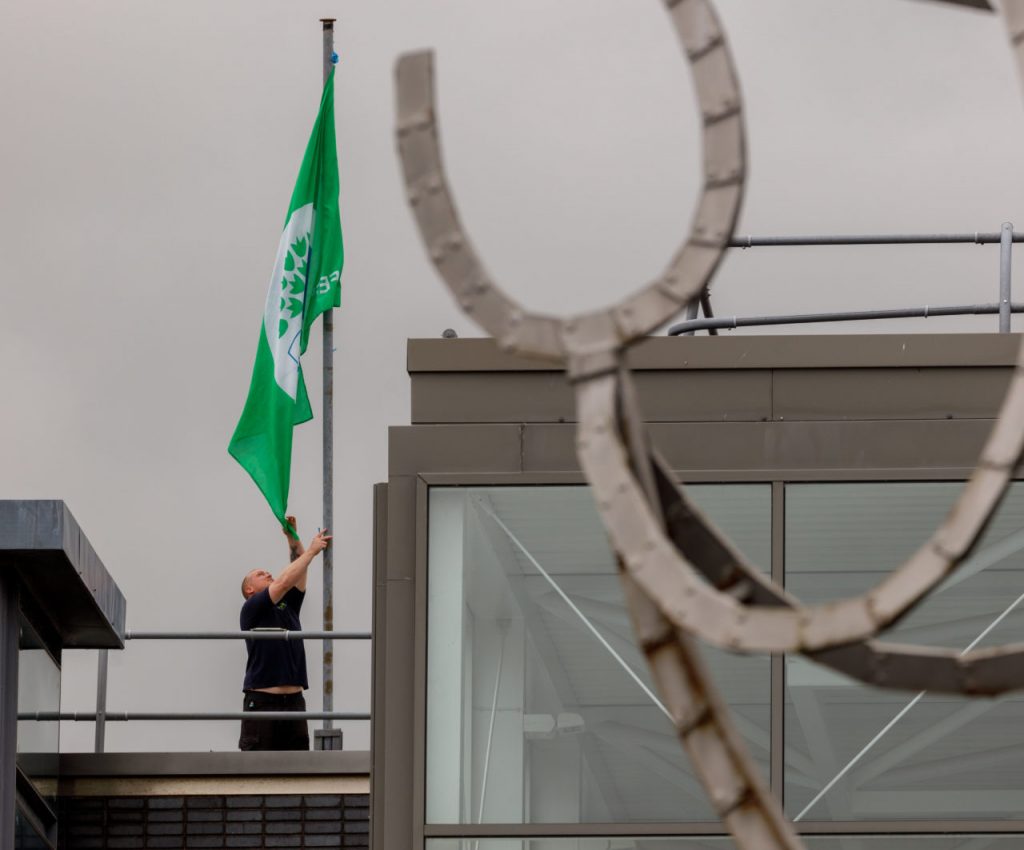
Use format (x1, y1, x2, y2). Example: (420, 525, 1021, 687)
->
(240, 587, 308, 691)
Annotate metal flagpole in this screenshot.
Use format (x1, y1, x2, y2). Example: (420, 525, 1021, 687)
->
(318, 16, 339, 751)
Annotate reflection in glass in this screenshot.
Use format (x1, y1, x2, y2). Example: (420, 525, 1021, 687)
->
(426, 485, 770, 825)
(14, 807, 49, 850)
(17, 613, 60, 805)
(786, 482, 1024, 821)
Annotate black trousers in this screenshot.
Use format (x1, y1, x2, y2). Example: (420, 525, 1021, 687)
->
(238, 690, 310, 751)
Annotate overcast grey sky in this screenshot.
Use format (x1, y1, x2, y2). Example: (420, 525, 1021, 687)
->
(2, 0, 1023, 752)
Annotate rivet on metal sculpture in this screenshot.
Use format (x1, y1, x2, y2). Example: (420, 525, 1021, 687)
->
(393, 2, 1024, 847)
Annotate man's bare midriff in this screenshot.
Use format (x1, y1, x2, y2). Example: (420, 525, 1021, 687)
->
(253, 685, 303, 695)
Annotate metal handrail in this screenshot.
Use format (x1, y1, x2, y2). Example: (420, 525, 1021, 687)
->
(674, 225, 1018, 336)
(80, 630, 373, 752)
(668, 302, 1024, 336)
(125, 631, 370, 640)
(727, 231, 1024, 246)
(21, 712, 368, 722)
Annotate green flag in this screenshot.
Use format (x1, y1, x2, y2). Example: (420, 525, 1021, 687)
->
(229, 69, 344, 530)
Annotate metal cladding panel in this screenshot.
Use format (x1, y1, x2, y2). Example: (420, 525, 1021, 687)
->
(384, 476, 417, 583)
(773, 367, 1012, 421)
(0, 500, 125, 648)
(411, 371, 772, 424)
(388, 424, 522, 475)
(654, 419, 992, 472)
(520, 419, 1000, 476)
(412, 372, 575, 423)
(371, 483, 388, 849)
(381, 576, 416, 850)
(522, 424, 579, 471)
(409, 338, 1024, 428)
(407, 335, 1021, 374)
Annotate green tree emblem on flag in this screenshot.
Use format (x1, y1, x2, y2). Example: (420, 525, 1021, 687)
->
(278, 235, 310, 337)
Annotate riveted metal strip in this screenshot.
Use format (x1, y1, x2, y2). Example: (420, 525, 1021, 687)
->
(584, 361, 1024, 657)
(624, 575, 800, 850)
(648, 406, 1024, 696)
(578, 366, 1024, 699)
(395, 51, 563, 360)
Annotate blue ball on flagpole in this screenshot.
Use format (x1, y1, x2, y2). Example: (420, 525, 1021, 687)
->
(331, 52, 339, 65)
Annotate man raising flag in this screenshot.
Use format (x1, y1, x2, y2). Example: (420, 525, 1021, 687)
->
(229, 68, 344, 532)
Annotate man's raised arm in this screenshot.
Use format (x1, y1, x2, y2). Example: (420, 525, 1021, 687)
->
(284, 515, 308, 591)
(268, 527, 331, 604)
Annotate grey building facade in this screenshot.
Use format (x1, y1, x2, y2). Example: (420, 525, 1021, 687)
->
(373, 334, 1024, 850)
(0, 501, 126, 850)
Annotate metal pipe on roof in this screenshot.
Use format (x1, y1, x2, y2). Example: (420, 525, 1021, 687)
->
(699, 291, 718, 336)
(94, 649, 108, 754)
(1001, 223, 1014, 333)
(666, 303, 1024, 336)
(728, 232, 1024, 247)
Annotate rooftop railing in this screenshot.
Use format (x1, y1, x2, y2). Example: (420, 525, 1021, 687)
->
(669, 224, 1019, 336)
(18, 632, 371, 752)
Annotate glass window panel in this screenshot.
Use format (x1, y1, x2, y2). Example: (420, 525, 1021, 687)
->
(17, 613, 60, 806)
(426, 484, 770, 825)
(786, 482, 1024, 821)
(13, 807, 50, 850)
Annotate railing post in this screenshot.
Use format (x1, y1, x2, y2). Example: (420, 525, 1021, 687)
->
(680, 298, 700, 336)
(94, 649, 108, 753)
(1001, 222, 1014, 333)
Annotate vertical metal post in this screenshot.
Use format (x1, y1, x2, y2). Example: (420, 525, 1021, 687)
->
(320, 17, 337, 746)
(680, 297, 700, 336)
(1000, 222, 1013, 333)
(94, 649, 108, 753)
(0, 574, 19, 850)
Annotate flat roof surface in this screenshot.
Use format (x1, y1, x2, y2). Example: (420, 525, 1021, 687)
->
(0, 500, 125, 648)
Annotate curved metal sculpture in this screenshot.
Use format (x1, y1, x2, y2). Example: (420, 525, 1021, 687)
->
(395, 0, 745, 374)
(394, 1, 1024, 847)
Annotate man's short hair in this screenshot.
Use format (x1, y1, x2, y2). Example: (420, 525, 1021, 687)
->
(241, 571, 254, 599)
